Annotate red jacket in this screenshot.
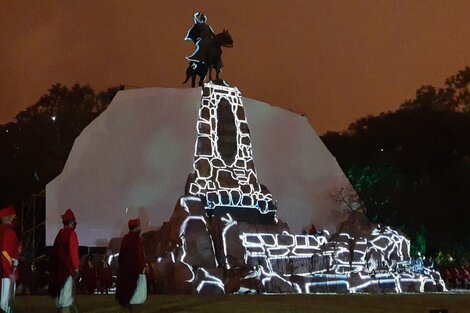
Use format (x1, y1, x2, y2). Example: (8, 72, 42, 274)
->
(116, 231, 145, 306)
(48, 227, 79, 297)
(97, 260, 113, 284)
(0, 223, 20, 278)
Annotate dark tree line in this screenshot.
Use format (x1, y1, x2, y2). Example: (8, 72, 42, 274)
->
(0, 84, 123, 209)
(322, 66, 470, 261)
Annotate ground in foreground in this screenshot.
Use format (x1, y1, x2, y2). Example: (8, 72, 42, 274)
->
(13, 293, 470, 313)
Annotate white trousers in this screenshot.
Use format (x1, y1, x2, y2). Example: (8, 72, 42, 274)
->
(0, 278, 15, 313)
(56, 276, 74, 308)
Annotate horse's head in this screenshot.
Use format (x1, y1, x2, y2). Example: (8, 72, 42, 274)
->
(216, 29, 234, 48)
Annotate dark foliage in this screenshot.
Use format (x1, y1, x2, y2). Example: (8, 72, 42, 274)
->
(0, 84, 123, 209)
(321, 66, 470, 259)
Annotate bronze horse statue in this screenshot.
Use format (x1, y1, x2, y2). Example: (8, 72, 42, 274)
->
(183, 29, 233, 86)
(182, 62, 207, 87)
(206, 29, 233, 81)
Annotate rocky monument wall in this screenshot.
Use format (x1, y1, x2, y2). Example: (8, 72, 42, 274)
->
(139, 82, 445, 295)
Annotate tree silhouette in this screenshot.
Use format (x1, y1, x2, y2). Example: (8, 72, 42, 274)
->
(0, 84, 123, 208)
(322, 66, 470, 260)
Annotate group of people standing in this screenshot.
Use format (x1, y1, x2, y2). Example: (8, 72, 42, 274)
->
(49, 210, 148, 313)
(79, 253, 113, 295)
(0, 205, 148, 313)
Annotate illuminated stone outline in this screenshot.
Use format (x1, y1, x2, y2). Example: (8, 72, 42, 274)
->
(137, 198, 444, 294)
(188, 82, 276, 215)
(237, 226, 446, 293)
(172, 197, 223, 293)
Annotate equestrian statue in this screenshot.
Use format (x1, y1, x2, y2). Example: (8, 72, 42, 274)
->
(183, 12, 233, 87)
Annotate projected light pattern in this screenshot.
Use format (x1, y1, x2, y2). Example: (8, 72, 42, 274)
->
(174, 207, 225, 294)
(238, 226, 445, 293)
(220, 214, 238, 269)
(196, 268, 225, 294)
(240, 231, 331, 274)
(151, 200, 444, 294)
(188, 82, 276, 215)
(178, 216, 205, 283)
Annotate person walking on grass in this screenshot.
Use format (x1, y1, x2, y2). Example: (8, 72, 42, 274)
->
(116, 218, 147, 313)
(49, 209, 79, 313)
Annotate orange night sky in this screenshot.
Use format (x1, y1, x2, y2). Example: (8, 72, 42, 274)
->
(1, 0, 470, 134)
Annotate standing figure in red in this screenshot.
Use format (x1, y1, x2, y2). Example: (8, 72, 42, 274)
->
(97, 253, 113, 295)
(116, 218, 147, 313)
(49, 209, 79, 313)
(80, 254, 97, 295)
(0, 205, 20, 313)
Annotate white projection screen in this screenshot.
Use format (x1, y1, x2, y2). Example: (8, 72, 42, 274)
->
(46, 87, 353, 247)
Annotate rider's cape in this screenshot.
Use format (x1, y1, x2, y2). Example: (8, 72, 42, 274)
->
(185, 23, 214, 63)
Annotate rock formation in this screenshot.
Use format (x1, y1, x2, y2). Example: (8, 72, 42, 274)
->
(143, 195, 445, 294)
(140, 82, 445, 295)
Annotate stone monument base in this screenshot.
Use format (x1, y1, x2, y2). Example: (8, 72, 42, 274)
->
(209, 206, 276, 225)
(140, 196, 445, 295)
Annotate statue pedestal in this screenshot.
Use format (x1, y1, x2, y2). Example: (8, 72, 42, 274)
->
(187, 82, 276, 221)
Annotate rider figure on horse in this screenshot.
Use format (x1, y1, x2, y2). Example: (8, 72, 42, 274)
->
(184, 12, 233, 85)
(185, 12, 215, 64)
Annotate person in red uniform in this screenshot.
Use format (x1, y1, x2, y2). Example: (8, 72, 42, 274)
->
(17, 254, 33, 295)
(145, 261, 156, 294)
(116, 218, 147, 313)
(49, 209, 79, 313)
(308, 224, 318, 235)
(0, 205, 20, 313)
(97, 253, 113, 295)
(80, 254, 97, 295)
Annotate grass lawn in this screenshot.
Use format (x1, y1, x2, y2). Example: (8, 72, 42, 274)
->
(13, 293, 470, 313)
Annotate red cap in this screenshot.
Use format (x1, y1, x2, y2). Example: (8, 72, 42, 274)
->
(128, 218, 140, 228)
(0, 205, 16, 218)
(61, 209, 76, 222)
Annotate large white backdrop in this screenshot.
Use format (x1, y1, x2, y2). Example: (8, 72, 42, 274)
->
(46, 87, 352, 247)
